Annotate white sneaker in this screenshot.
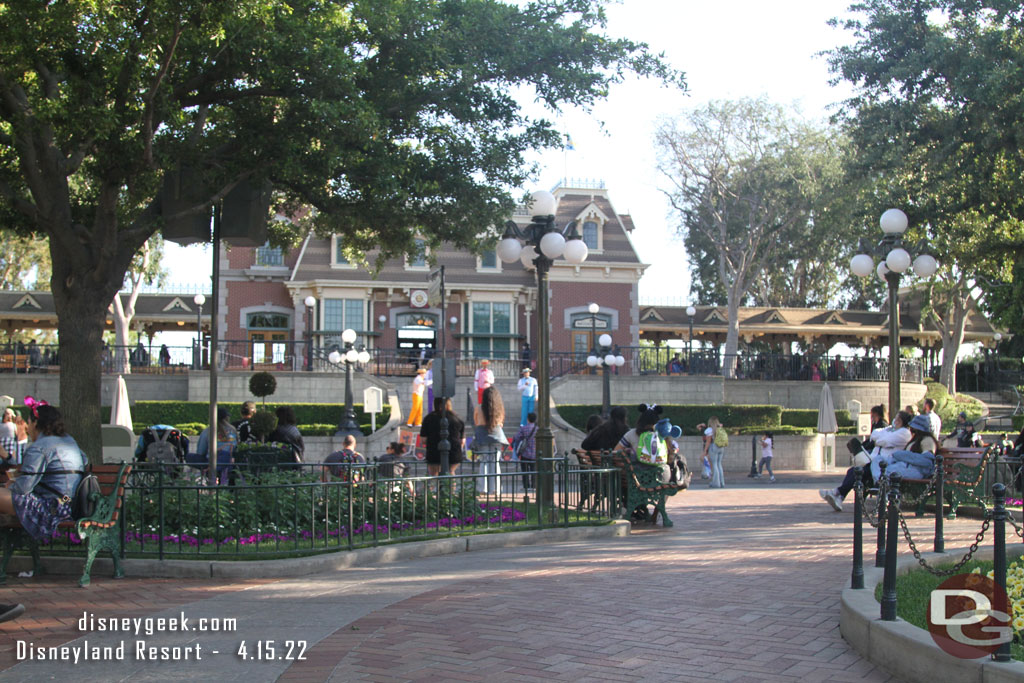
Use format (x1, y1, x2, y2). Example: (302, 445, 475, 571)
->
(819, 488, 830, 500)
(825, 491, 843, 512)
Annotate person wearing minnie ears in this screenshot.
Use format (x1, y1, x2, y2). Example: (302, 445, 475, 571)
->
(0, 398, 85, 624)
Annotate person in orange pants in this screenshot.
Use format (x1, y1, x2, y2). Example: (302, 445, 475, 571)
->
(407, 368, 430, 426)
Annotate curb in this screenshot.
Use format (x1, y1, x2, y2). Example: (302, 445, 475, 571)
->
(840, 543, 1024, 682)
(6, 521, 630, 581)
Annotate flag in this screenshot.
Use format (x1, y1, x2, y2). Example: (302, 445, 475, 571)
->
(564, 134, 576, 151)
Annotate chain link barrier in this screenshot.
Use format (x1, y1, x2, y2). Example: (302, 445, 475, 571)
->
(860, 476, 887, 528)
(896, 505, 991, 576)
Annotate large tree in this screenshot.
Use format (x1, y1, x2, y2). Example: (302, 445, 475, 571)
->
(0, 0, 678, 461)
(655, 98, 848, 376)
(109, 235, 166, 374)
(828, 0, 1024, 389)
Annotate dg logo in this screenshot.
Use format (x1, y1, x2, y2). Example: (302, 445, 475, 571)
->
(927, 573, 1013, 659)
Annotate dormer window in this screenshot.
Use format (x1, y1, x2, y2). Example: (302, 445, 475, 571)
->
(582, 221, 599, 250)
(477, 248, 500, 272)
(405, 238, 429, 269)
(331, 235, 355, 268)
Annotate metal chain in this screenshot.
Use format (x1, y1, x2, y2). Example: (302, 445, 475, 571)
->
(860, 477, 887, 528)
(1008, 512, 1024, 541)
(897, 506, 990, 576)
(895, 464, 942, 508)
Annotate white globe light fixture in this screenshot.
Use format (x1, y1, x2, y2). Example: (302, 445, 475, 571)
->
(880, 208, 908, 235)
(562, 237, 588, 264)
(615, 355, 625, 367)
(876, 261, 890, 282)
(603, 353, 616, 367)
(519, 244, 537, 270)
(886, 247, 912, 273)
(328, 350, 341, 364)
(598, 333, 612, 348)
(912, 253, 938, 278)
(586, 355, 599, 367)
(497, 237, 523, 263)
(539, 231, 566, 259)
(193, 293, 206, 307)
(850, 253, 874, 278)
(588, 302, 600, 315)
(686, 305, 696, 317)
(530, 190, 557, 217)
(357, 349, 371, 364)
(304, 295, 315, 308)
(345, 348, 359, 363)
(341, 328, 357, 344)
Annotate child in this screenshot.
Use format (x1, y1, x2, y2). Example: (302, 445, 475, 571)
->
(758, 431, 775, 482)
(1000, 433, 1015, 455)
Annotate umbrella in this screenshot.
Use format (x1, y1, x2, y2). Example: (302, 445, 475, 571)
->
(110, 375, 133, 432)
(817, 383, 838, 433)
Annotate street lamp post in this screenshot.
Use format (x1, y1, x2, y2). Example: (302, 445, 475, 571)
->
(588, 302, 599, 374)
(193, 293, 206, 370)
(849, 209, 938, 414)
(686, 305, 696, 373)
(304, 295, 316, 372)
(497, 190, 589, 516)
(328, 328, 371, 439)
(587, 334, 625, 418)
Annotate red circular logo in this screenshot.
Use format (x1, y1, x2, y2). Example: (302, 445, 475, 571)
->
(927, 573, 1013, 659)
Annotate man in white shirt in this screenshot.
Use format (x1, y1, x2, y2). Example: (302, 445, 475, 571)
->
(517, 368, 538, 425)
(473, 359, 494, 405)
(922, 398, 942, 439)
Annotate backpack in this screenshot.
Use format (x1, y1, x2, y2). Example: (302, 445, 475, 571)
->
(38, 466, 100, 521)
(637, 431, 667, 465)
(145, 429, 179, 464)
(713, 428, 729, 448)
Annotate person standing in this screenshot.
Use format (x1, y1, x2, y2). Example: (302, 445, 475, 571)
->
(706, 416, 728, 489)
(268, 406, 304, 461)
(512, 412, 538, 490)
(473, 386, 507, 494)
(420, 397, 465, 476)
(424, 359, 435, 415)
(757, 431, 775, 482)
(233, 401, 257, 444)
(517, 368, 538, 426)
(473, 359, 494, 405)
(407, 368, 429, 427)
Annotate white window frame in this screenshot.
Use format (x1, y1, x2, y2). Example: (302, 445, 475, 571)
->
(330, 235, 357, 269)
(404, 237, 430, 271)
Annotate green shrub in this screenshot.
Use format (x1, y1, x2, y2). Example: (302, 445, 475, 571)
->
(249, 372, 277, 403)
(251, 410, 278, 441)
(781, 409, 853, 428)
(558, 404, 784, 435)
(131, 402, 390, 436)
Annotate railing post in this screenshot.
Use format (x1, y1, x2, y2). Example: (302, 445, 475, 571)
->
(157, 466, 165, 562)
(993, 482, 1011, 662)
(876, 461, 888, 568)
(881, 473, 901, 621)
(852, 467, 865, 589)
(934, 453, 944, 553)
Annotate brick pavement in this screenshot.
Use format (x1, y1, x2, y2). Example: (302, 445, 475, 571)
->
(0, 472, 998, 681)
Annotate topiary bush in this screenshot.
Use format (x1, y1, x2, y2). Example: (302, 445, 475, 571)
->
(249, 372, 277, 405)
(251, 410, 278, 441)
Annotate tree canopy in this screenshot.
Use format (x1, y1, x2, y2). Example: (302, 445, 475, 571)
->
(0, 0, 680, 460)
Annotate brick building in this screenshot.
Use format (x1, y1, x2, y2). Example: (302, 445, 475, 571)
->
(219, 180, 645, 369)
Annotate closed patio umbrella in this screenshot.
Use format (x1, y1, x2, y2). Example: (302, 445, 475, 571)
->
(110, 375, 133, 432)
(818, 383, 838, 470)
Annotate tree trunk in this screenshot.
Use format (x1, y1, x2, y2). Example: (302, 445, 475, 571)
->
(111, 296, 132, 375)
(53, 285, 112, 465)
(722, 288, 741, 379)
(939, 344, 958, 396)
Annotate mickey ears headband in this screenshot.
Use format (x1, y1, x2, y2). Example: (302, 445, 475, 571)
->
(24, 395, 48, 418)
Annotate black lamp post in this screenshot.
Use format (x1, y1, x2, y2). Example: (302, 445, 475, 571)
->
(304, 295, 316, 372)
(193, 293, 205, 370)
(497, 190, 589, 516)
(328, 328, 370, 438)
(850, 209, 938, 414)
(686, 305, 696, 373)
(588, 302, 599, 374)
(587, 334, 625, 418)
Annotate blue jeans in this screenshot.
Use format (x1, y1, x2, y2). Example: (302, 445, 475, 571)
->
(520, 396, 535, 425)
(888, 450, 935, 479)
(709, 444, 725, 488)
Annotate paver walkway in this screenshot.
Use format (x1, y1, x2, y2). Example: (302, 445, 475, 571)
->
(0, 472, 1000, 681)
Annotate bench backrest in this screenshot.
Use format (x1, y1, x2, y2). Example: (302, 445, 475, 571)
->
(82, 463, 133, 526)
(935, 446, 993, 485)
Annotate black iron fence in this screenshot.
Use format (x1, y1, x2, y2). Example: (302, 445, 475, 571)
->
(2, 341, 928, 385)
(38, 456, 620, 560)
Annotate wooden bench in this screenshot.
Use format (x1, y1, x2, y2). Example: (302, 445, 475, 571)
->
(898, 446, 993, 519)
(0, 462, 133, 587)
(0, 355, 31, 372)
(574, 450, 689, 527)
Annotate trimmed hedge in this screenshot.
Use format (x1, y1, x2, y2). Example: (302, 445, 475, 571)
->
(131, 401, 388, 427)
(781, 409, 853, 428)
(558, 404, 784, 435)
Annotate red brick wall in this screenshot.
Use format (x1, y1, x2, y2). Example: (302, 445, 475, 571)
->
(223, 279, 296, 339)
(549, 281, 634, 352)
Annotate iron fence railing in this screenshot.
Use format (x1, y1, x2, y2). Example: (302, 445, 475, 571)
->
(36, 457, 620, 560)
(0, 341, 928, 384)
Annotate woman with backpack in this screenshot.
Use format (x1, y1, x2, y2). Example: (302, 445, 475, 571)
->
(0, 398, 85, 541)
(706, 416, 728, 489)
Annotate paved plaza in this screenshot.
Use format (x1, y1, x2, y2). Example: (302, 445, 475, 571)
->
(0, 472, 998, 682)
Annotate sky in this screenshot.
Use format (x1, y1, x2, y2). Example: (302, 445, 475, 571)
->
(161, 0, 860, 339)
